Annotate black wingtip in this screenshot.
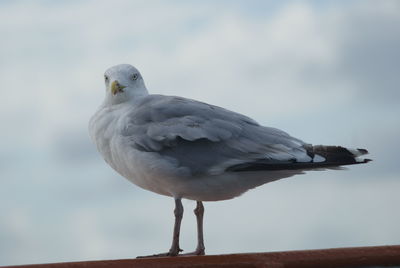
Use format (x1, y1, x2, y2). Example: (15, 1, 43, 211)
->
(364, 158, 373, 163)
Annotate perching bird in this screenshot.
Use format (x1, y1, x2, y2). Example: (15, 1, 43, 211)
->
(89, 64, 371, 257)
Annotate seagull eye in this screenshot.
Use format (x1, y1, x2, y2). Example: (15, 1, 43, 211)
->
(131, 74, 138, 80)
(104, 75, 109, 82)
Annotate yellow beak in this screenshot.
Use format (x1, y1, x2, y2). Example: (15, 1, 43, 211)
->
(111, 80, 126, 95)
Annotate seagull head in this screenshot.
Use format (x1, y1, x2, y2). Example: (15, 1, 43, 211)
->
(103, 64, 148, 104)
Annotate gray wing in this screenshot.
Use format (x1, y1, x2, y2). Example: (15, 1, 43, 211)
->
(122, 95, 309, 175)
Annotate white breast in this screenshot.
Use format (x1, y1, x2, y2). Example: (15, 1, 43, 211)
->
(89, 104, 179, 197)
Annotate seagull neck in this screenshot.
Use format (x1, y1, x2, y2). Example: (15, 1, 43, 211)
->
(126, 88, 149, 104)
(104, 87, 149, 106)
(130, 87, 149, 99)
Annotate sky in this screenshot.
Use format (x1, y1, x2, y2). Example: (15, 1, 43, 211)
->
(0, 0, 400, 265)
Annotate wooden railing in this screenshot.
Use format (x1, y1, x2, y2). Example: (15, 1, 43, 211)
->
(3, 245, 400, 268)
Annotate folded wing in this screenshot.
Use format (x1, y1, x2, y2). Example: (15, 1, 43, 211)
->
(122, 95, 369, 176)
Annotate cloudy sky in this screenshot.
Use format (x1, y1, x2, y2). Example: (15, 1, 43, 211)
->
(1, 0, 399, 265)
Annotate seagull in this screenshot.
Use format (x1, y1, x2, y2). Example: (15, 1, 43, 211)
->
(89, 64, 371, 257)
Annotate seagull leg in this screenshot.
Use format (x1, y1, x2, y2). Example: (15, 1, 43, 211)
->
(137, 198, 184, 258)
(182, 201, 205, 256)
(168, 198, 184, 256)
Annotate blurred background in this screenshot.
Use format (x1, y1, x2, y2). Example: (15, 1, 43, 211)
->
(1, 0, 400, 265)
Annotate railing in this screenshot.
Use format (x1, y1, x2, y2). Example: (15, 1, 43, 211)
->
(3, 245, 400, 268)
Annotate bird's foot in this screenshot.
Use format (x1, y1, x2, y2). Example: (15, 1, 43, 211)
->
(136, 247, 183, 258)
(136, 252, 170, 258)
(180, 246, 205, 256)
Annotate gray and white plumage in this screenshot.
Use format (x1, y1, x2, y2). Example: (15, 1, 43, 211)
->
(89, 64, 370, 256)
